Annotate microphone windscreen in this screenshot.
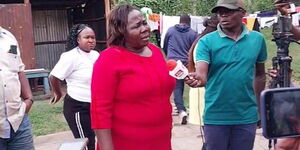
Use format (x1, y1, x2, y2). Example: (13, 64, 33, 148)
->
(166, 59, 177, 71)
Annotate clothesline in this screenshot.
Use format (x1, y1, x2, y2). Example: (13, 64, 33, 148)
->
(156, 13, 300, 47)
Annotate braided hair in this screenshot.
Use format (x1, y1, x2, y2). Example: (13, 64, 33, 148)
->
(66, 24, 91, 51)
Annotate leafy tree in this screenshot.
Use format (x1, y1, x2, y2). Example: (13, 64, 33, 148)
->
(255, 0, 275, 12)
(115, 0, 292, 16)
(195, 0, 218, 16)
(116, 0, 196, 15)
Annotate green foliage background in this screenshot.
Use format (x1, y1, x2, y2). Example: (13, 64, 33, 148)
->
(115, 0, 300, 15)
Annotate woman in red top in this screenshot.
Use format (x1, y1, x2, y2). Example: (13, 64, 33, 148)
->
(91, 4, 175, 150)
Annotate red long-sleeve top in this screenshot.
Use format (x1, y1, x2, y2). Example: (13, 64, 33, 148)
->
(91, 44, 175, 150)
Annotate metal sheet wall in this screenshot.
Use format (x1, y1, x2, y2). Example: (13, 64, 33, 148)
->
(32, 10, 69, 70)
(0, 3, 36, 69)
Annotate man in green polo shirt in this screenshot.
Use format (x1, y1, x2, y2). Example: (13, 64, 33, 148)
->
(185, 0, 267, 150)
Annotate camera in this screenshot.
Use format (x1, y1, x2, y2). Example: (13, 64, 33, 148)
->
(272, 17, 293, 34)
(273, 0, 296, 34)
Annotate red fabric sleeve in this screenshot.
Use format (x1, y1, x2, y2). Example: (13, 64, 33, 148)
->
(91, 48, 120, 129)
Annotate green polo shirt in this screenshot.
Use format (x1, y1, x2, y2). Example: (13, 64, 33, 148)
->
(196, 25, 267, 125)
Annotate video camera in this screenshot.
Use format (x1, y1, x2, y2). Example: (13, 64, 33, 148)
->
(272, 0, 296, 35)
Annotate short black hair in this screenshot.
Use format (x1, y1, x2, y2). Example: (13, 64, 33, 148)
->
(179, 14, 191, 26)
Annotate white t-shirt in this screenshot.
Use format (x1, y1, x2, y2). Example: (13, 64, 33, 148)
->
(50, 47, 99, 103)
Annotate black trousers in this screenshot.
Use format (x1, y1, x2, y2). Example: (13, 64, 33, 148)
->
(63, 94, 95, 150)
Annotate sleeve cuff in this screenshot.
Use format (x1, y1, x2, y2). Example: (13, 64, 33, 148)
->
(256, 60, 266, 63)
(196, 60, 210, 64)
(50, 72, 65, 81)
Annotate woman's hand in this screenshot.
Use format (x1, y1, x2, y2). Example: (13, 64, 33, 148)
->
(49, 75, 63, 104)
(50, 92, 62, 104)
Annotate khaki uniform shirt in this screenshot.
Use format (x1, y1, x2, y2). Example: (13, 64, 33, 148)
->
(0, 27, 26, 138)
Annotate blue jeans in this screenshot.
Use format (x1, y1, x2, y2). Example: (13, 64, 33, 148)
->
(174, 79, 186, 112)
(0, 115, 34, 150)
(204, 123, 256, 150)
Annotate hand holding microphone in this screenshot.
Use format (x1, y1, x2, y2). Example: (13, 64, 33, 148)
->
(167, 59, 202, 87)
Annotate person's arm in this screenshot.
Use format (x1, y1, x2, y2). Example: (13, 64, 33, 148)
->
(254, 63, 266, 114)
(291, 26, 300, 41)
(49, 75, 63, 104)
(94, 129, 114, 150)
(195, 61, 209, 87)
(185, 37, 210, 88)
(256, 34, 268, 114)
(19, 71, 33, 113)
(91, 50, 119, 150)
(49, 52, 75, 104)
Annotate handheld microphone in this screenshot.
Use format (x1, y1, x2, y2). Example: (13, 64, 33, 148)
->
(167, 59, 189, 79)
